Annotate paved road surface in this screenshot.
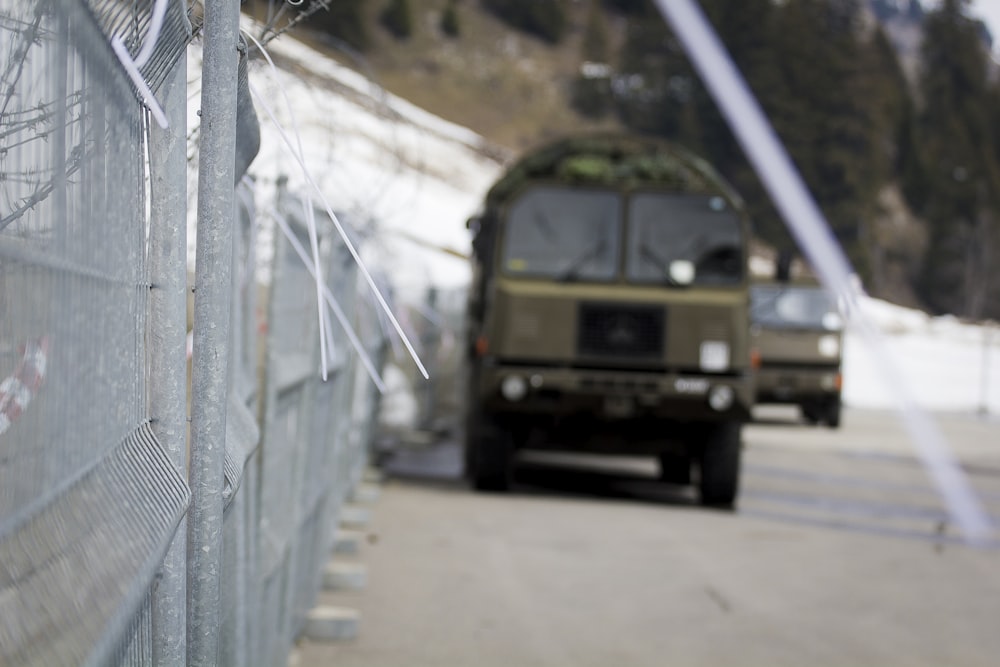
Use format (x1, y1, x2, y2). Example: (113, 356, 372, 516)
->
(294, 408, 1000, 667)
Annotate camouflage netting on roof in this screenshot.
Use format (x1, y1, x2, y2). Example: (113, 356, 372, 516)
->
(485, 134, 744, 210)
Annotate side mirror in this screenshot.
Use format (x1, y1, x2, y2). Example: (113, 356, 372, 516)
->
(669, 260, 696, 286)
(776, 250, 792, 282)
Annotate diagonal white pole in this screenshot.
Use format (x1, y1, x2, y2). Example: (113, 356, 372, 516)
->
(243, 31, 331, 380)
(271, 210, 388, 393)
(249, 82, 430, 379)
(653, 0, 993, 543)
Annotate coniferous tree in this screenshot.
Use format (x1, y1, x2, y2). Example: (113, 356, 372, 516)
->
(571, 0, 613, 118)
(441, 0, 460, 37)
(867, 27, 913, 178)
(613, 2, 692, 137)
(582, 0, 609, 63)
(762, 0, 884, 278)
(602, 0, 646, 15)
(482, 0, 567, 44)
(913, 0, 1000, 317)
(306, 0, 370, 51)
(986, 85, 1000, 316)
(381, 0, 414, 39)
(857, 25, 922, 296)
(692, 0, 789, 251)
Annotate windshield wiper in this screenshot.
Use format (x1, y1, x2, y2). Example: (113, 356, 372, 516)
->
(533, 209, 557, 243)
(750, 288, 786, 319)
(557, 237, 608, 282)
(695, 243, 741, 275)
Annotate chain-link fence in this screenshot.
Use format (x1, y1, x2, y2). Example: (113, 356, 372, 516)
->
(0, 1, 388, 664)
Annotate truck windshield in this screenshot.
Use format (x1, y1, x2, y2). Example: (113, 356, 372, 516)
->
(751, 284, 841, 330)
(502, 186, 620, 281)
(625, 193, 743, 286)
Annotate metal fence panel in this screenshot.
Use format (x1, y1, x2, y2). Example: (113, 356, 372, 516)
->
(219, 182, 262, 667)
(257, 194, 319, 665)
(0, 1, 189, 664)
(1, 1, 389, 664)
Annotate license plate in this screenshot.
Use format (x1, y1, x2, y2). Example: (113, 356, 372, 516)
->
(603, 395, 636, 418)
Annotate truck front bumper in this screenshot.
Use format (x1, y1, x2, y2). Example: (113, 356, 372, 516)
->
(477, 364, 754, 422)
(754, 365, 841, 405)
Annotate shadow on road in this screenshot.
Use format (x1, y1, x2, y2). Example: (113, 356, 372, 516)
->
(749, 404, 814, 427)
(382, 437, 699, 509)
(513, 460, 697, 507)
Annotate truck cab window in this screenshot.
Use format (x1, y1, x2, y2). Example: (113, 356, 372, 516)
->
(626, 193, 743, 286)
(501, 186, 621, 282)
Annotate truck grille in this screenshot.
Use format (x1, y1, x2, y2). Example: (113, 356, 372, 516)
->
(577, 303, 664, 358)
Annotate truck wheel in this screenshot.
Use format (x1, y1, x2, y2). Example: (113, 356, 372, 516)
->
(801, 403, 821, 425)
(465, 411, 513, 492)
(470, 432, 513, 492)
(658, 451, 692, 485)
(825, 398, 842, 429)
(698, 421, 742, 508)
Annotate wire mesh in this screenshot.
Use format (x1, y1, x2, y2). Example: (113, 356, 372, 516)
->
(0, 1, 191, 664)
(1, 1, 388, 664)
(219, 182, 263, 667)
(84, 0, 193, 93)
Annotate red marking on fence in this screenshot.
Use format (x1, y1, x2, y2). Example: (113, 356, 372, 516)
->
(0, 336, 49, 435)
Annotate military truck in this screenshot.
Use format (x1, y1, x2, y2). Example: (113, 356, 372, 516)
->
(462, 135, 755, 507)
(750, 267, 844, 428)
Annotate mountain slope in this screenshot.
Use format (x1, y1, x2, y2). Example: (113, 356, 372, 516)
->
(281, 0, 625, 151)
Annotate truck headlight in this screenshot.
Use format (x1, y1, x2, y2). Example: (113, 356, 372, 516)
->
(818, 335, 840, 358)
(501, 375, 528, 401)
(708, 385, 735, 412)
(823, 312, 844, 331)
(700, 341, 730, 372)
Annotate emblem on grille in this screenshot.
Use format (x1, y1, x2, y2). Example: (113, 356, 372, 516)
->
(606, 315, 639, 347)
(578, 303, 664, 357)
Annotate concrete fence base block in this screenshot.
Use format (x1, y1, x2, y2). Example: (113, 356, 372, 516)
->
(350, 482, 381, 505)
(303, 606, 361, 642)
(323, 561, 368, 591)
(339, 504, 371, 529)
(333, 529, 364, 555)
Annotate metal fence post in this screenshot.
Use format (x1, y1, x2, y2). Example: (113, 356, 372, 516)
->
(149, 48, 190, 666)
(188, 0, 241, 663)
(49, 5, 68, 253)
(420, 287, 439, 431)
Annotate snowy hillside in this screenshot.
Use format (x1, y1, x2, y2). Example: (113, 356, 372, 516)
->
(188, 22, 1000, 415)
(188, 23, 506, 294)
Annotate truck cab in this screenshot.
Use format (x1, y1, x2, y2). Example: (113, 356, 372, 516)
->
(463, 135, 755, 507)
(750, 274, 844, 427)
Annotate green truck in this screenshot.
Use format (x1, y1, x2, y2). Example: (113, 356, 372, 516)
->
(750, 272, 844, 428)
(462, 135, 755, 507)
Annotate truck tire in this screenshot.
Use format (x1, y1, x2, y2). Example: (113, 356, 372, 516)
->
(801, 402, 821, 425)
(698, 421, 742, 508)
(825, 398, 842, 429)
(464, 409, 513, 492)
(658, 451, 692, 485)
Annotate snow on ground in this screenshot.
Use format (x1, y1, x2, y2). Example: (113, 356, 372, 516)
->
(246, 29, 504, 294)
(188, 24, 1000, 416)
(844, 298, 1000, 413)
(187, 21, 504, 292)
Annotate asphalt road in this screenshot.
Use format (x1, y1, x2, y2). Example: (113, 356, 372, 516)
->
(294, 407, 1000, 667)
